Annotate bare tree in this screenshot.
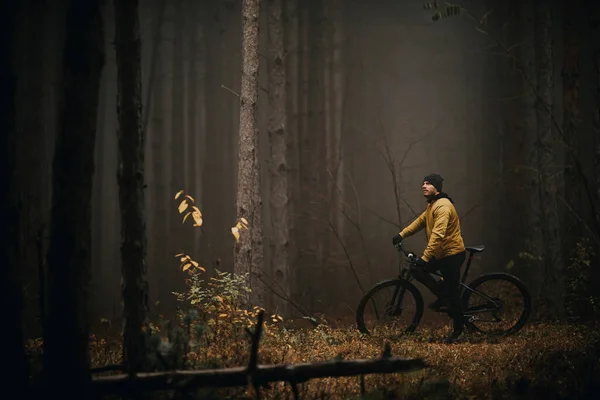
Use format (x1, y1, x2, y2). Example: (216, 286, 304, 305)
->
(235, 0, 266, 306)
(44, 0, 104, 394)
(562, 0, 583, 258)
(1, 0, 28, 391)
(267, 0, 290, 315)
(534, 0, 564, 319)
(114, 0, 150, 374)
(591, 0, 600, 229)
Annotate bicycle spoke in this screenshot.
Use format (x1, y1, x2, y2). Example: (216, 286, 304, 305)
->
(463, 274, 530, 336)
(357, 280, 421, 336)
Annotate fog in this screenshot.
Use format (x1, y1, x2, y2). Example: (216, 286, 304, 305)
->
(13, 0, 598, 331)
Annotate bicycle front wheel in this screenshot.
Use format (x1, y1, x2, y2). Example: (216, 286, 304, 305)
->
(462, 272, 531, 337)
(356, 279, 424, 336)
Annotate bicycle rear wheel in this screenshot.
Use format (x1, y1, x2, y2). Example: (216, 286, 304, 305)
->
(356, 279, 424, 336)
(462, 272, 531, 337)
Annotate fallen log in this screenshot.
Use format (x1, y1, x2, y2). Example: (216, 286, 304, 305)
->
(92, 356, 427, 394)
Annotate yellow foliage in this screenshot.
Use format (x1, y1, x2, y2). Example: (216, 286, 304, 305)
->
(79, 320, 600, 399)
(231, 217, 250, 242)
(175, 252, 205, 273)
(178, 199, 188, 214)
(174, 190, 203, 228)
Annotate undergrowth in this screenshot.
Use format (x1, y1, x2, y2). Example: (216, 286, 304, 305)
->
(24, 191, 600, 399)
(76, 321, 600, 399)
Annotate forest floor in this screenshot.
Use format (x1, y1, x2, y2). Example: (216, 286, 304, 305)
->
(60, 316, 600, 399)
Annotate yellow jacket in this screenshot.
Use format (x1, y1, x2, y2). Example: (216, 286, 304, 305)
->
(399, 195, 465, 262)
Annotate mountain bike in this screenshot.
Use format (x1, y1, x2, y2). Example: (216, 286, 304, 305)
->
(356, 242, 531, 337)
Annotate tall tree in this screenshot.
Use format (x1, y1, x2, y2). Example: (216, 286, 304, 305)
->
(562, 0, 583, 256)
(267, 0, 290, 315)
(235, 0, 266, 306)
(1, 0, 28, 390)
(44, 0, 104, 394)
(114, 0, 150, 374)
(534, 0, 564, 319)
(589, 0, 600, 240)
(503, 0, 542, 303)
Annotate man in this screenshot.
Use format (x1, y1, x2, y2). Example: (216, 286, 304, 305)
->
(392, 173, 467, 343)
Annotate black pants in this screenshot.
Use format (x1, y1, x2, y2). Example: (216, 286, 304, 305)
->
(412, 251, 467, 332)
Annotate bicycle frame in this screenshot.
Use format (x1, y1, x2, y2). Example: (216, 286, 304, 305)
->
(394, 242, 503, 317)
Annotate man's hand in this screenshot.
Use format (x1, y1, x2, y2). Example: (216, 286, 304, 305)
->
(392, 234, 402, 246)
(415, 257, 427, 268)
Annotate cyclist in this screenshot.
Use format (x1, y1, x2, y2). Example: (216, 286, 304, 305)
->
(392, 173, 467, 343)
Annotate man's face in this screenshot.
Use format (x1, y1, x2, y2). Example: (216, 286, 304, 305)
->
(422, 181, 439, 198)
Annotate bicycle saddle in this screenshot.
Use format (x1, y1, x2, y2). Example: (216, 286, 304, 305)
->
(466, 245, 485, 253)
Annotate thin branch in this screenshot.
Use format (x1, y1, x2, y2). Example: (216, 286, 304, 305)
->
(328, 220, 366, 295)
(221, 84, 240, 97)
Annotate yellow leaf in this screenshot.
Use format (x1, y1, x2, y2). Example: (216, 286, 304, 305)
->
(180, 256, 188, 262)
(197, 266, 206, 272)
(182, 211, 192, 223)
(241, 217, 248, 225)
(193, 220, 203, 227)
(231, 226, 240, 241)
(192, 205, 202, 215)
(191, 260, 199, 267)
(192, 210, 203, 226)
(175, 190, 184, 200)
(178, 200, 188, 214)
(175, 252, 185, 257)
(182, 263, 192, 271)
(185, 194, 195, 203)
(218, 313, 228, 318)
(215, 296, 224, 303)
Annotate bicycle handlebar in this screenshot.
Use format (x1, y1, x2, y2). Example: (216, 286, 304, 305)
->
(394, 241, 417, 262)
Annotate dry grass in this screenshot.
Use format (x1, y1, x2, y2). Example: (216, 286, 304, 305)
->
(71, 320, 600, 399)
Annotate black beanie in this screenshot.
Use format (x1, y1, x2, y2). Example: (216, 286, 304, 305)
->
(423, 173, 443, 192)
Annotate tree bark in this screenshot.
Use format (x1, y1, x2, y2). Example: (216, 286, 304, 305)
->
(114, 0, 150, 374)
(502, 0, 541, 299)
(534, 0, 565, 319)
(589, 0, 600, 242)
(170, 0, 186, 303)
(92, 356, 426, 395)
(562, 0, 583, 257)
(267, 0, 290, 316)
(235, 0, 266, 306)
(1, 0, 29, 391)
(44, 0, 104, 394)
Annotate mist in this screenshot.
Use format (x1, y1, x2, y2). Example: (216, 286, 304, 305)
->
(11, 0, 598, 331)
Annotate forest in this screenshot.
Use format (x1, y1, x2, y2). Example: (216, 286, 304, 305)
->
(2, 0, 600, 398)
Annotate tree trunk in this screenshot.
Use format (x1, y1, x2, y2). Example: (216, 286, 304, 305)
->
(562, 0, 583, 258)
(284, 0, 300, 307)
(534, 0, 565, 319)
(328, 0, 344, 238)
(267, 0, 290, 316)
(170, 0, 186, 303)
(502, 0, 542, 307)
(235, 0, 265, 306)
(44, 0, 104, 394)
(1, 0, 29, 391)
(295, 2, 311, 308)
(14, 0, 48, 333)
(589, 0, 600, 243)
(114, 0, 150, 374)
